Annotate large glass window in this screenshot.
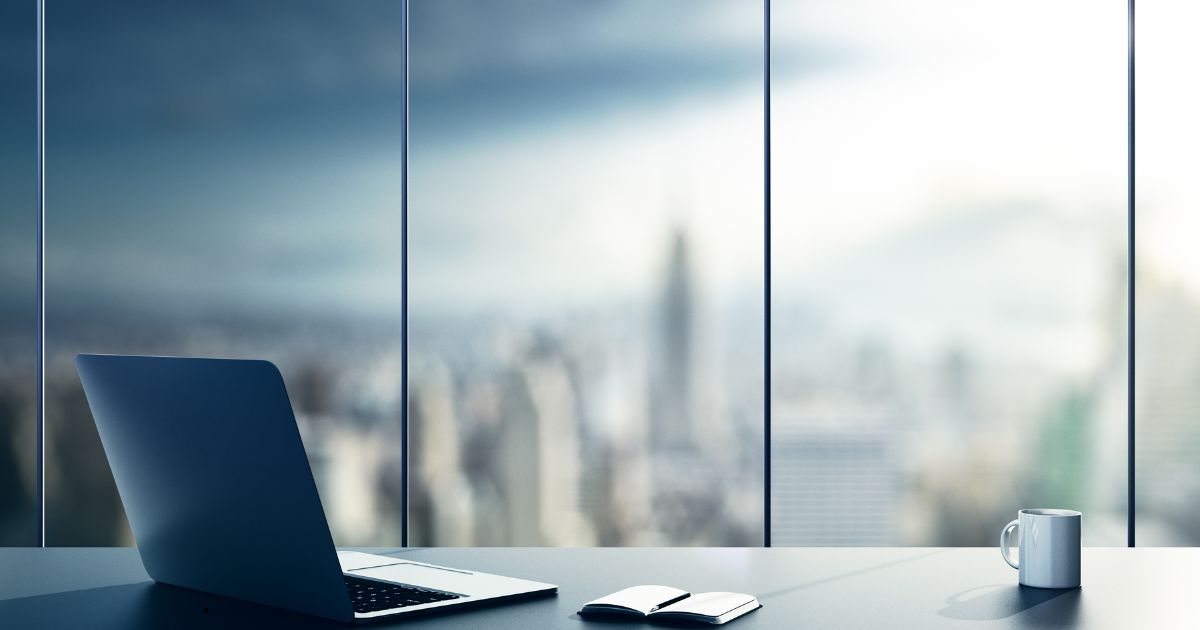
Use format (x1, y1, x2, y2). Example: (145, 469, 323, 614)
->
(1135, 0, 1200, 546)
(0, 0, 38, 546)
(407, 0, 765, 546)
(770, 0, 1128, 545)
(44, 0, 406, 545)
(11, 0, 1184, 550)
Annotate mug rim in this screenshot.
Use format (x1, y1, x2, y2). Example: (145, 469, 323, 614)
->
(1020, 508, 1082, 517)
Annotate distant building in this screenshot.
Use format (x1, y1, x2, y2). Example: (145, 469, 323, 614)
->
(647, 228, 733, 544)
(652, 229, 695, 451)
(771, 407, 903, 546)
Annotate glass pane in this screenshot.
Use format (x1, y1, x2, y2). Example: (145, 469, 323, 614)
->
(409, 0, 764, 546)
(46, 0, 405, 545)
(0, 0, 38, 546)
(772, 1, 1127, 545)
(1136, 0, 1200, 546)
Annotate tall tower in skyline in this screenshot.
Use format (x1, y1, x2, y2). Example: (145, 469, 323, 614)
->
(651, 228, 695, 450)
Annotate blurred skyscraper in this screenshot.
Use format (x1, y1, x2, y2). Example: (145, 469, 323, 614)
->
(653, 230, 695, 451)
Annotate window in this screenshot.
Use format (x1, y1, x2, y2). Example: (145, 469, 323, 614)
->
(1135, 0, 1200, 546)
(407, 0, 764, 546)
(770, 0, 1127, 545)
(0, 0, 38, 547)
(0, 0, 1186, 549)
(40, 0, 407, 546)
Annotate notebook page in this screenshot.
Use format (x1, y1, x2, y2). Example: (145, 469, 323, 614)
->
(655, 591, 756, 618)
(582, 585, 690, 615)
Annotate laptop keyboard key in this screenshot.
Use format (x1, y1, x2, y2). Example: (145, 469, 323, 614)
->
(344, 575, 462, 613)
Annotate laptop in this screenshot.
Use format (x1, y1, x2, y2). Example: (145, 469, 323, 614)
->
(76, 353, 556, 623)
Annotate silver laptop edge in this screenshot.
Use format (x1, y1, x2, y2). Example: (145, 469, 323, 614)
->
(338, 551, 556, 621)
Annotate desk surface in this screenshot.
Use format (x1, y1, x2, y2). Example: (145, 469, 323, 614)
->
(1, 547, 1197, 629)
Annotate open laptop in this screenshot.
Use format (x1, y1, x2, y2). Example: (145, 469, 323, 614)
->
(76, 354, 556, 623)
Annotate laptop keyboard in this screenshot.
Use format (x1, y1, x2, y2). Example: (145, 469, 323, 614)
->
(344, 575, 462, 614)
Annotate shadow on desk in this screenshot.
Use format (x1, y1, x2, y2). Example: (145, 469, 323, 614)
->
(0, 580, 547, 630)
(937, 584, 1081, 624)
(0, 581, 340, 630)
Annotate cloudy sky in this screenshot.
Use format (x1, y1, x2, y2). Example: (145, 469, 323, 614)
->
(0, 0, 1194, 375)
(2, 0, 776, 318)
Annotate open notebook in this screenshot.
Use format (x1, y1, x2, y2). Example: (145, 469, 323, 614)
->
(580, 585, 760, 625)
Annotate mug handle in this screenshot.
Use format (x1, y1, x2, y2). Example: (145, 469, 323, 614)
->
(1000, 519, 1019, 569)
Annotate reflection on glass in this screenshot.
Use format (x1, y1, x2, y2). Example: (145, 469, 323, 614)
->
(0, 0, 38, 546)
(771, 0, 1127, 545)
(408, 0, 764, 546)
(1135, 0, 1200, 546)
(44, 0, 406, 545)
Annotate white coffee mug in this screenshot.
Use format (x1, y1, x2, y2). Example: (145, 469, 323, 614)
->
(1000, 509, 1081, 589)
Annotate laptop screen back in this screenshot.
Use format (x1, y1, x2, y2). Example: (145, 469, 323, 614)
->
(76, 354, 354, 622)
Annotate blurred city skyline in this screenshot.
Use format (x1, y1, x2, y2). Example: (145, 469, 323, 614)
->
(2, 0, 1200, 549)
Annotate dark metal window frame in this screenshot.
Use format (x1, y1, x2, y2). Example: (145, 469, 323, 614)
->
(1127, 0, 1136, 548)
(31, 0, 1138, 549)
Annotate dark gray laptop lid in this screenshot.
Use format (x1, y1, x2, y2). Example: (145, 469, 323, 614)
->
(76, 354, 354, 622)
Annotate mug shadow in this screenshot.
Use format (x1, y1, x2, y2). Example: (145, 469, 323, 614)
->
(937, 583, 1081, 623)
